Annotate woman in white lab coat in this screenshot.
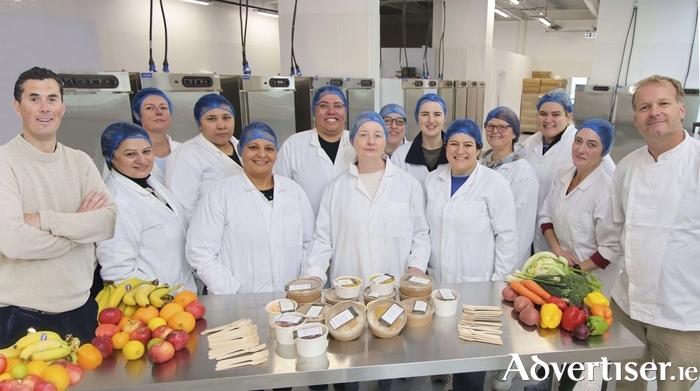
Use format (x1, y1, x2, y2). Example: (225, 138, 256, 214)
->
(186, 122, 315, 294)
(538, 119, 622, 294)
(522, 89, 615, 253)
(96, 122, 196, 292)
(479, 106, 539, 270)
(391, 93, 449, 185)
(379, 103, 407, 157)
(304, 111, 431, 284)
(424, 118, 518, 391)
(166, 93, 242, 220)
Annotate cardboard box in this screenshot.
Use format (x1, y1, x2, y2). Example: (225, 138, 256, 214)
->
(523, 87, 541, 94)
(540, 78, 563, 87)
(521, 94, 542, 103)
(532, 71, 552, 78)
(540, 85, 562, 93)
(522, 78, 541, 86)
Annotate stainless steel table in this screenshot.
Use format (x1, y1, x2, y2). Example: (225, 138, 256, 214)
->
(74, 282, 645, 390)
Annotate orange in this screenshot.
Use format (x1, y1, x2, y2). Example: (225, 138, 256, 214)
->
(173, 290, 197, 308)
(133, 306, 160, 324)
(4, 358, 21, 374)
(0, 373, 10, 381)
(111, 331, 131, 350)
(117, 316, 132, 331)
(147, 317, 168, 331)
(26, 360, 49, 377)
(77, 343, 103, 370)
(159, 303, 184, 322)
(41, 365, 70, 391)
(122, 341, 145, 360)
(168, 311, 196, 333)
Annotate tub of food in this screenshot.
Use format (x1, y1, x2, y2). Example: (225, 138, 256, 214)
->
(325, 302, 367, 342)
(399, 274, 434, 298)
(399, 298, 434, 327)
(265, 299, 298, 328)
(363, 286, 398, 305)
(294, 323, 329, 357)
(368, 273, 396, 296)
(298, 303, 332, 323)
(333, 276, 363, 299)
(431, 289, 460, 317)
(285, 278, 323, 304)
(273, 312, 307, 345)
(324, 287, 360, 306)
(366, 299, 407, 338)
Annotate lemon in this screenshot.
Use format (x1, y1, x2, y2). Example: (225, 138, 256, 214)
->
(11, 363, 27, 379)
(122, 340, 145, 360)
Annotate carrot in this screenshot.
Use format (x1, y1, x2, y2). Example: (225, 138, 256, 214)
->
(521, 279, 551, 300)
(509, 281, 546, 305)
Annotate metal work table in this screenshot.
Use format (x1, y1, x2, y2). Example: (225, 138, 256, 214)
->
(74, 282, 645, 390)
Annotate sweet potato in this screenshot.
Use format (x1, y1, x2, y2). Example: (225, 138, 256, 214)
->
(514, 296, 534, 313)
(502, 286, 518, 302)
(519, 306, 540, 326)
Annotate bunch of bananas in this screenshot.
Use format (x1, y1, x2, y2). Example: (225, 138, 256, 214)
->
(96, 278, 183, 317)
(0, 330, 80, 364)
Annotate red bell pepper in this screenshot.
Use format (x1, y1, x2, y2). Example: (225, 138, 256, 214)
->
(547, 296, 568, 312)
(561, 306, 587, 332)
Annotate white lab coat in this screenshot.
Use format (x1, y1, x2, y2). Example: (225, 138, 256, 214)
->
(166, 133, 242, 220)
(538, 164, 622, 295)
(480, 150, 539, 269)
(390, 139, 448, 186)
(610, 133, 700, 331)
(96, 170, 196, 292)
(522, 124, 615, 253)
(273, 129, 356, 215)
(425, 164, 518, 283)
(186, 173, 315, 294)
(101, 135, 180, 187)
(303, 159, 431, 285)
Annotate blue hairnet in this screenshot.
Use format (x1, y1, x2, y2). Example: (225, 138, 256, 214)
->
(414, 93, 447, 122)
(380, 103, 408, 133)
(536, 88, 573, 113)
(350, 111, 389, 144)
(444, 118, 483, 147)
(485, 106, 521, 142)
(194, 93, 235, 126)
(311, 85, 348, 116)
(131, 87, 173, 125)
(237, 122, 278, 155)
(577, 118, 614, 156)
(101, 122, 152, 167)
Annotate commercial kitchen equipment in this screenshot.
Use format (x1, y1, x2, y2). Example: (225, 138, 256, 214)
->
(57, 71, 133, 169)
(311, 77, 375, 129)
(239, 75, 298, 144)
(130, 72, 222, 143)
(438, 79, 456, 128)
(465, 80, 486, 128)
(610, 86, 641, 163)
(219, 74, 244, 138)
(403, 79, 439, 140)
(682, 88, 700, 134)
(573, 85, 615, 123)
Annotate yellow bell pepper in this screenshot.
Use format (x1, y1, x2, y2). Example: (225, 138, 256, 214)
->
(583, 292, 610, 308)
(539, 303, 562, 329)
(591, 304, 613, 326)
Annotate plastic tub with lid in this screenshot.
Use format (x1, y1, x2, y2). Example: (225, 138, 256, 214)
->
(368, 273, 396, 296)
(265, 298, 298, 327)
(294, 323, 329, 357)
(333, 276, 363, 299)
(399, 298, 434, 327)
(399, 274, 434, 298)
(273, 312, 307, 345)
(325, 302, 367, 341)
(366, 299, 407, 338)
(285, 278, 323, 304)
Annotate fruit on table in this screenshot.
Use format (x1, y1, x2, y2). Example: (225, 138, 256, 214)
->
(133, 306, 160, 324)
(10, 363, 27, 379)
(546, 296, 568, 312)
(148, 341, 175, 364)
(159, 303, 184, 322)
(561, 306, 587, 332)
(0, 354, 7, 373)
(184, 301, 206, 320)
(148, 317, 168, 331)
(34, 379, 59, 391)
(147, 338, 163, 351)
(111, 332, 131, 350)
(25, 360, 48, 377)
(91, 337, 114, 359)
(129, 326, 152, 346)
(122, 341, 145, 361)
(95, 324, 120, 339)
(152, 325, 174, 340)
(539, 303, 563, 329)
(40, 365, 70, 391)
(586, 316, 609, 336)
(174, 290, 198, 308)
(107, 278, 158, 309)
(0, 379, 20, 391)
(149, 284, 183, 308)
(94, 282, 114, 318)
(19, 373, 40, 389)
(590, 304, 613, 326)
(168, 311, 196, 333)
(76, 344, 102, 370)
(165, 330, 189, 352)
(63, 363, 84, 385)
(98, 308, 123, 325)
(583, 292, 610, 308)
(121, 319, 145, 335)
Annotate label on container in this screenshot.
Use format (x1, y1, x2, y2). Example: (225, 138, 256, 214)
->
(379, 303, 404, 327)
(329, 307, 358, 330)
(334, 278, 358, 287)
(438, 289, 456, 301)
(279, 299, 295, 313)
(294, 326, 324, 340)
(305, 304, 325, 318)
(413, 300, 428, 314)
(372, 274, 394, 284)
(276, 314, 304, 325)
(408, 276, 431, 285)
(367, 291, 380, 298)
(286, 283, 312, 292)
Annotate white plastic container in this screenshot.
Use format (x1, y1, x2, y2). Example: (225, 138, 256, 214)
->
(294, 323, 329, 357)
(265, 299, 298, 328)
(368, 274, 396, 296)
(431, 289, 460, 317)
(273, 312, 307, 345)
(333, 276, 363, 299)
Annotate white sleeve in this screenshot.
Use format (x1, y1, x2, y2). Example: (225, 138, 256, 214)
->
(273, 140, 293, 178)
(166, 152, 201, 221)
(594, 193, 623, 265)
(490, 182, 519, 281)
(611, 168, 626, 224)
(407, 181, 431, 272)
(537, 180, 557, 228)
(185, 188, 241, 294)
(96, 201, 149, 283)
(302, 186, 334, 284)
(513, 175, 539, 268)
(299, 189, 316, 276)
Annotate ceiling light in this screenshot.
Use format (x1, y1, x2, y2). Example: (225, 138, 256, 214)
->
(494, 8, 509, 18)
(538, 17, 552, 27)
(509, 0, 520, 4)
(180, 0, 211, 5)
(257, 9, 279, 18)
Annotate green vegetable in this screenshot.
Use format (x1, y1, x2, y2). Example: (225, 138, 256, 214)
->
(530, 274, 593, 306)
(516, 252, 569, 279)
(586, 315, 609, 335)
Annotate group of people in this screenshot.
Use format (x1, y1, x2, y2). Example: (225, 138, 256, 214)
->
(0, 66, 697, 391)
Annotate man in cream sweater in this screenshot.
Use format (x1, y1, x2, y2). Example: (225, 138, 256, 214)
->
(0, 67, 117, 348)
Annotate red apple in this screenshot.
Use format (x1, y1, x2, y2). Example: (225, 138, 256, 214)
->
(98, 307, 123, 325)
(91, 336, 114, 358)
(64, 363, 84, 385)
(151, 325, 174, 340)
(184, 300, 206, 320)
(165, 330, 189, 352)
(0, 354, 6, 374)
(95, 323, 120, 339)
(49, 359, 69, 368)
(148, 341, 175, 363)
(33, 380, 59, 391)
(129, 326, 152, 346)
(18, 374, 40, 389)
(9, 384, 32, 391)
(121, 319, 145, 334)
(0, 380, 19, 391)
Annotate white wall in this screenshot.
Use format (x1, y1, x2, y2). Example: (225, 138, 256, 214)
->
(488, 49, 541, 115)
(380, 48, 436, 78)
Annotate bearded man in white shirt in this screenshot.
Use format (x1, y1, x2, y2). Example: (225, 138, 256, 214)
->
(611, 74, 700, 391)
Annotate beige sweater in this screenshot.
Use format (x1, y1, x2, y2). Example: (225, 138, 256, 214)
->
(0, 135, 117, 313)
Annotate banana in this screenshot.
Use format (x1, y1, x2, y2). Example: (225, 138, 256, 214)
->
(107, 278, 156, 308)
(135, 284, 159, 307)
(13, 330, 64, 351)
(0, 346, 21, 359)
(96, 284, 114, 317)
(66, 351, 78, 364)
(123, 305, 138, 317)
(30, 346, 72, 362)
(118, 301, 127, 312)
(20, 340, 68, 362)
(148, 284, 182, 308)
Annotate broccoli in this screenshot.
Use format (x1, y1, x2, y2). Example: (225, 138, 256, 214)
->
(561, 274, 593, 306)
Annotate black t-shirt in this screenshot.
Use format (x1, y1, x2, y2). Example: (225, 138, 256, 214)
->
(260, 187, 274, 201)
(318, 135, 341, 164)
(542, 130, 565, 155)
(228, 152, 241, 166)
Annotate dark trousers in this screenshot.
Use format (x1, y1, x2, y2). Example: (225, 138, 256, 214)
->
(453, 371, 486, 391)
(0, 297, 98, 349)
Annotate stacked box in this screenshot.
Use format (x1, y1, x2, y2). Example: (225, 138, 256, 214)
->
(520, 93, 542, 134)
(540, 78, 563, 93)
(522, 78, 541, 94)
(532, 71, 552, 78)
